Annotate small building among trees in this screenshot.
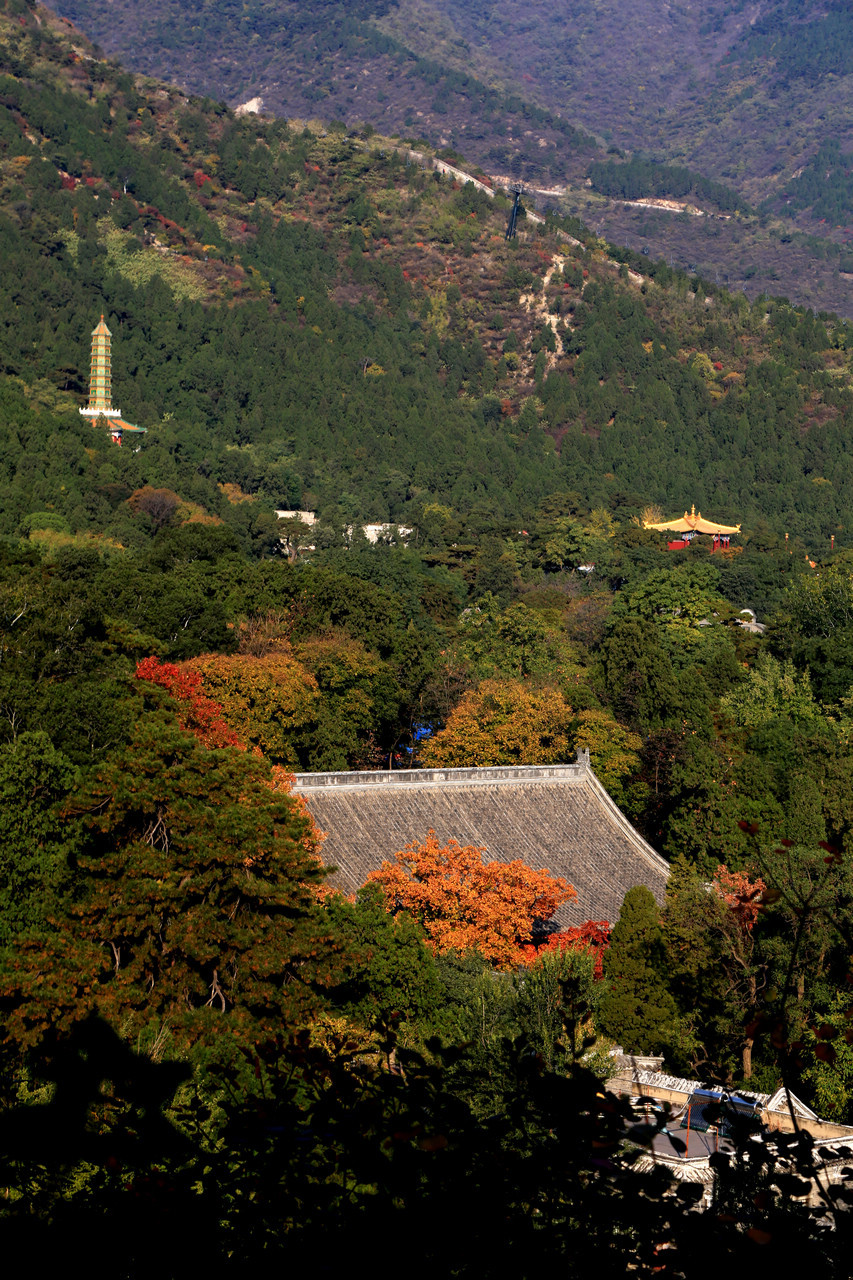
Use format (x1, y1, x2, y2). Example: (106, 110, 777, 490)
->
(644, 504, 740, 551)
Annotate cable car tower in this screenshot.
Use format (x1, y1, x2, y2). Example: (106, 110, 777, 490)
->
(505, 182, 523, 240)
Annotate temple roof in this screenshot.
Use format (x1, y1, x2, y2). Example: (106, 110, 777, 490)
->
(92, 314, 111, 337)
(293, 761, 670, 927)
(644, 504, 740, 535)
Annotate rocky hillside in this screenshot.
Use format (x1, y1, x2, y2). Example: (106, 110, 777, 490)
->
(43, 0, 853, 316)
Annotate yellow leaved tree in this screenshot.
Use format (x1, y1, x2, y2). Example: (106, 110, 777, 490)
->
(420, 678, 574, 768)
(572, 708, 643, 809)
(180, 653, 319, 766)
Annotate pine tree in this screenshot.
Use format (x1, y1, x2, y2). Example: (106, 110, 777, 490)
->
(0, 732, 78, 944)
(0, 711, 334, 1054)
(599, 885, 678, 1054)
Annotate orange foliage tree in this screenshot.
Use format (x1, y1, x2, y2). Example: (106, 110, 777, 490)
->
(180, 652, 320, 766)
(711, 863, 767, 1078)
(713, 864, 766, 932)
(420, 678, 574, 768)
(366, 830, 575, 969)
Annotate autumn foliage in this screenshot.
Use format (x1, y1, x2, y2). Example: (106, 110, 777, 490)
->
(420, 678, 574, 768)
(712, 864, 766, 932)
(127, 485, 180, 530)
(0, 662, 334, 1051)
(135, 656, 244, 749)
(366, 830, 575, 969)
(136, 656, 325, 856)
(179, 653, 319, 766)
(521, 919, 611, 976)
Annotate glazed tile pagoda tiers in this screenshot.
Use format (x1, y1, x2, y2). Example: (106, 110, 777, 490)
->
(644, 504, 740, 551)
(79, 315, 146, 445)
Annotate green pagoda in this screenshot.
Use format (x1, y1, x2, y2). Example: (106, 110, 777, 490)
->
(79, 315, 146, 445)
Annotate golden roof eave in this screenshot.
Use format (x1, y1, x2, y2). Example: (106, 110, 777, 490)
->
(644, 504, 740, 536)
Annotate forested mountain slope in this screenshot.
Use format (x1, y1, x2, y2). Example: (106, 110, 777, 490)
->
(46, 0, 598, 187)
(45, 0, 853, 315)
(377, 1, 853, 205)
(9, 6, 853, 1230)
(3, 0, 853, 553)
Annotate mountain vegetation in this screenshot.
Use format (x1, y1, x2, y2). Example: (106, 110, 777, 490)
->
(5, 1, 853, 1266)
(4, 1, 853, 543)
(46, 0, 853, 316)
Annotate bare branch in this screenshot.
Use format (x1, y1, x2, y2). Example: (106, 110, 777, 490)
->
(205, 969, 227, 1012)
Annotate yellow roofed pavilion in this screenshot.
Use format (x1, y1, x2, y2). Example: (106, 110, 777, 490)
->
(644, 504, 741, 536)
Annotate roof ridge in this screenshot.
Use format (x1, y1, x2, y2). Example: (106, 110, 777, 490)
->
(628, 1069, 770, 1104)
(293, 762, 590, 791)
(582, 769, 670, 877)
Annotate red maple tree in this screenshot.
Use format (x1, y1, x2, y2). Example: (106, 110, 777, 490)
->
(366, 830, 575, 969)
(522, 919, 612, 976)
(135, 656, 244, 750)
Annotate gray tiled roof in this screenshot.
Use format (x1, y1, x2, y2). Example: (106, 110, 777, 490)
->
(294, 761, 669, 927)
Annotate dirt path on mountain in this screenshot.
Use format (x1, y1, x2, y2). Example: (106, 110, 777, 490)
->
(518, 254, 565, 367)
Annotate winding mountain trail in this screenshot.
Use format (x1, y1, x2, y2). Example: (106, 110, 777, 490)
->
(384, 142, 652, 332)
(518, 253, 565, 366)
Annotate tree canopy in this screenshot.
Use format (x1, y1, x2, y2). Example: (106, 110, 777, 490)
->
(367, 831, 575, 968)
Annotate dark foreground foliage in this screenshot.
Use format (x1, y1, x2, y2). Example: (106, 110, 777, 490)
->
(1, 1016, 850, 1278)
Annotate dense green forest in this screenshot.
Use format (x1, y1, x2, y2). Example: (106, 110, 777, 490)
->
(772, 140, 853, 230)
(5, 1, 853, 1267)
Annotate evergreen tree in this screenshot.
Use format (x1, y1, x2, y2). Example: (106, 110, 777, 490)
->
(0, 732, 78, 944)
(602, 619, 680, 733)
(0, 712, 334, 1055)
(324, 883, 442, 1036)
(599, 885, 678, 1054)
